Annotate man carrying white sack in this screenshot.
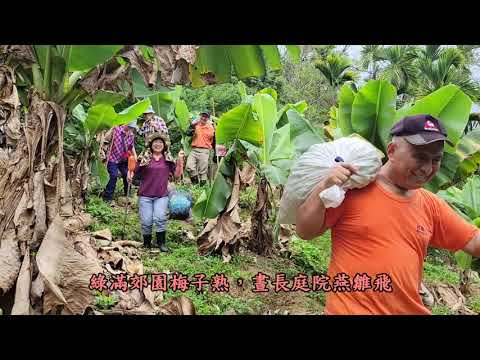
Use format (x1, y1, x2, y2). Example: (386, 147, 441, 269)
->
(295, 114, 480, 315)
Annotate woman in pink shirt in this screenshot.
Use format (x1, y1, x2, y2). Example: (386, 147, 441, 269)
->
(128, 132, 175, 251)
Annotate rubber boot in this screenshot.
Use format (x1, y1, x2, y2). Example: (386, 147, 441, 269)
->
(200, 179, 207, 187)
(190, 175, 199, 185)
(143, 234, 152, 248)
(156, 232, 170, 253)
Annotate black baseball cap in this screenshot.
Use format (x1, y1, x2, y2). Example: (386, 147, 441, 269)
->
(390, 114, 453, 146)
(200, 111, 210, 117)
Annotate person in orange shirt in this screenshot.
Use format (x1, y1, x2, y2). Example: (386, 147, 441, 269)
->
(185, 111, 215, 186)
(295, 114, 480, 315)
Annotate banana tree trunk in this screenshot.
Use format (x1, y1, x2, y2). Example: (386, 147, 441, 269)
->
(248, 176, 273, 256)
(0, 73, 86, 315)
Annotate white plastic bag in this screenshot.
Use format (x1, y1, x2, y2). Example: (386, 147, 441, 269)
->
(278, 136, 384, 224)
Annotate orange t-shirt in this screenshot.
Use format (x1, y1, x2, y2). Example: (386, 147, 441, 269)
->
(322, 181, 477, 315)
(191, 122, 215, 149)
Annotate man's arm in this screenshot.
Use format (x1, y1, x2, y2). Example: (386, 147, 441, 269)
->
(296, 163, 358, 240)
(463, 230, 480, 257)
(295, 179, 330, 240)
(186, 123, 196, 137)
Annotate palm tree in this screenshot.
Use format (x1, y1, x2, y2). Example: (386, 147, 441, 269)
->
(314, 52, 358, 88)
(359, 45, 384, 80)
(377, 45, 419, 96)
(415, 46, 480, 101)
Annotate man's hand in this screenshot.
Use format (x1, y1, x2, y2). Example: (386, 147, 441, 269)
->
(295, 162, 358, 240)
(463, 230, 480, 258)
(322, 163, 359, 189)
(127, 171, 134, 184)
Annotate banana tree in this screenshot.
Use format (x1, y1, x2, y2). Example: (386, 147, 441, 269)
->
(190, 45, 300, 88)
(337, 80, 477, 193)
(66, 94, 150, 194)
(199, 88, 323, 256)
(437, 176, 480, 294)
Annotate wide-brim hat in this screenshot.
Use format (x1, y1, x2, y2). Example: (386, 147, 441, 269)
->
(146, 132, 171, 150)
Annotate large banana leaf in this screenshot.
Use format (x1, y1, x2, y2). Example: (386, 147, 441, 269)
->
(253, 93, 278, 164)
(259, 45, 282, 70)
(239, 140, 261, 169)
(285, 45, 301, 63)
(337, 84, 356, 137)
(258, 87, 278, 101)
(407, 84, 472, 152)
(192, 158, 234, 219)
(350, 80, 397, 149)
(216, 103, 263, 147)
(149, 86, 182, 121)
(459, 176, 480, 215)
(174, 100, 191, 133)
(173, 99, 192, 155)
(263, 123, 294, 185)
(438, 176, 480, 271)
(91, 90, 125, 106)
(270, 124, 293, 162)
(277, 100, 308, 127)
(84, 98, 150, 137)
(91, 155, 109, 188)
(285, 109, 324, 156)
(190, 45, 300, 88)
(69, 45, 123, 72)
(455, 129, 480, 180)
(424, 152, 461, 193)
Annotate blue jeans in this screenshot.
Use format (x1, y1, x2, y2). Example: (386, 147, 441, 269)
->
(104, 161, 128, 201)
(138, 196, 169, 235)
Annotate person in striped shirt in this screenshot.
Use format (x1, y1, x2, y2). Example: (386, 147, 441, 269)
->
(102, 121, 138, 202)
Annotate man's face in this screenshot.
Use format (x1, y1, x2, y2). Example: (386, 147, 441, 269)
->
(388, 137, 444, 189)
(200, 114, 209, 123)
(145, 113, 154, 121)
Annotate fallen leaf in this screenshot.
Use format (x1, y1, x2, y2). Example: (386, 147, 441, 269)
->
(159, 296, 195, 315)
(126, 261, 144, 275)
(11, 249, 32, 315)
(0, 229, 21, 294)
(239, 162, 256, 188)
(64, 213, 93, 233)
(36, 215, 68, 308)
(112, 240, 141, 248)
(92, 228, 112, 242)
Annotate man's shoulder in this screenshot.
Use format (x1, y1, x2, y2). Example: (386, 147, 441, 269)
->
(416, 187, 442, 206)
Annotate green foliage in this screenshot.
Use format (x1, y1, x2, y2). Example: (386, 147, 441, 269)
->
(216, 103, 262, 147)
(190, 45, 299, 88)
(289, 233, 332, 274)
(350, 80, 397, 147)
(314, 53, 357, 88)
(182, 83, 242, 116)
(338, 80, 475, 193)
(86, 194, 141, 241)
(280, 57, 336, 128)
(93, 290, 119, 310)
(68, 45, 123, 72)
(438, 175, 480, 271)
(192, 158, 234, 219)
(469, 295, 480, 313)
(360, 45, 480, 102)
(423, 262, 460, 285)
(238, 186, 257, 211)
(431, 305, 453, 315)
